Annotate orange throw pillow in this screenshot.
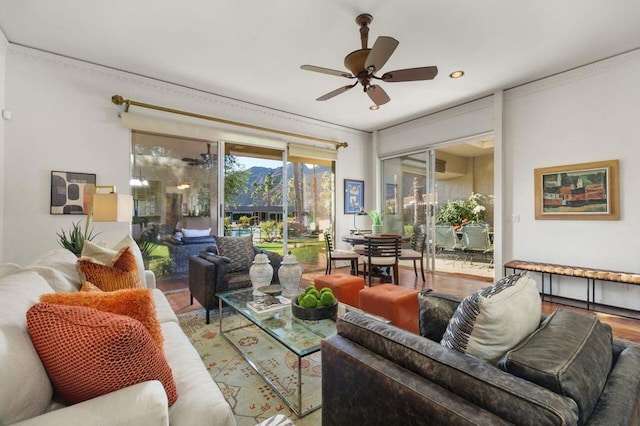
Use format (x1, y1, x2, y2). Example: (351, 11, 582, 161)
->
(40, 287, 164, 350)
(80, 281, 103, 292)
(76, 246, 142, 291)
(26, 303, 177, 406)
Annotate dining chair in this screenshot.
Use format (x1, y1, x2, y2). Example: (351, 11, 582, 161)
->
(434, 224, 463, 262)
(324, 231, 361, 275)
(361, 235, 401, 286)
(399, 231, 427, 281)
(461, 224, 492, 265)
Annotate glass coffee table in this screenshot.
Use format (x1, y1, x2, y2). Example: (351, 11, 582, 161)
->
(217, 288, 389, 417)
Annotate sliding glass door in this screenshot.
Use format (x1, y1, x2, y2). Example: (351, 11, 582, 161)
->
(224, 142, 334, 272)
(131, 131, 219, 279)
(381, 140, 495, 279)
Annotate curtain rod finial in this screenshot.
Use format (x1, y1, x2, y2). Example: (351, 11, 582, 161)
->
(112, 95, 125, 105)
(339, 142, 348, 149)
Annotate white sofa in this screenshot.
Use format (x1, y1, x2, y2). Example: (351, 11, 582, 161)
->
(0, 248, 236, 426)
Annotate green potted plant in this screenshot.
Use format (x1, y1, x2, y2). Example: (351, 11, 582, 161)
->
(56, 220, 101, 256)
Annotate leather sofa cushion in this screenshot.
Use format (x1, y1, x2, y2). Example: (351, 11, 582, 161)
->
(337, 311, 579, 424)
(418, 290, 462, 341)
(498, 308, 612, 424)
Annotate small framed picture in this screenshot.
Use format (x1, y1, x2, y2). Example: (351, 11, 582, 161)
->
(344, 179, 364, 214)
(50, 171, 96, 215)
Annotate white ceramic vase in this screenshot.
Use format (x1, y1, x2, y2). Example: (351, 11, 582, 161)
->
(249, 253, 273, 296)
(372, 224, 383, 235)
(278, 252, 302, 299)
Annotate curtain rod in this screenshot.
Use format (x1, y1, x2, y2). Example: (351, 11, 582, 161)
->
(111, 95, 348, 149)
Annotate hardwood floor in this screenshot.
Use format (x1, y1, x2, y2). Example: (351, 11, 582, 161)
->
(161, 265, 640, 343)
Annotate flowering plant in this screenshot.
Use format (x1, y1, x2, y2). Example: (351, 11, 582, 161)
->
(437, 193, 487, 227)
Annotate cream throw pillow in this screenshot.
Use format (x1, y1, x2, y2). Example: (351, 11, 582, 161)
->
(82, 235, 146, 287)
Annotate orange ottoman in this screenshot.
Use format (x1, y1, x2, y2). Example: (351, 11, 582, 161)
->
(359, 284, 419, 333)
(314, 273, 365, 308)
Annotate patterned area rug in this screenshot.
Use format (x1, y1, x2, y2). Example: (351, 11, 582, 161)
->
(178, 309, 323, 426)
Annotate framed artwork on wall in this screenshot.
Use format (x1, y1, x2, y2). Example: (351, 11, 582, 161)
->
(50, 171, 96, 215)
(344, 179, 364, 214)
(534, 159, 619, 220)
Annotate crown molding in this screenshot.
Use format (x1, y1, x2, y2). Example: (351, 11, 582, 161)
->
(505, 48, 640, 100)
(7, 44, 368, 140)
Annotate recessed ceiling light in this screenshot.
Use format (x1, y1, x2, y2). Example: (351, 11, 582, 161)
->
(449, 70, 465, 79)
(369, 104, 380, 110)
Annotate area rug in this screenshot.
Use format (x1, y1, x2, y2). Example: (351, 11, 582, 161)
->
(178, 309, 323, 426)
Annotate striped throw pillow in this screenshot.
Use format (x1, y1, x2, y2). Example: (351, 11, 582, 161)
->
(441, 272, 541, 363)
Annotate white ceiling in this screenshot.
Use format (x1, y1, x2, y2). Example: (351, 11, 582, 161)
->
(1, 1, 639, 132)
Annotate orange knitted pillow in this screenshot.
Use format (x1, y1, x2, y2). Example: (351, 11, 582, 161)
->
(76, 247, 142, 291)
(40, 288, 164, 350)
(26, 303, 177, 406)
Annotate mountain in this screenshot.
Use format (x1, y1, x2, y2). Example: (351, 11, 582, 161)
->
(233, 163, 332, 207)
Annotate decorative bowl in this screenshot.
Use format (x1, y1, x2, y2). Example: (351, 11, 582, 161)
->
(291, 298, 338, 320)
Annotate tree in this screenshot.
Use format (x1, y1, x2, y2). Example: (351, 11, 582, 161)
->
(292, 162, 304, 221)
(252, 172, 277, 206)
(224, 155, 249, 207)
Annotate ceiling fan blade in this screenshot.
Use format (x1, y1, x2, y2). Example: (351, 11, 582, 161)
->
(366, 85, 390, 105)
(364, 36, 399, 73)
(316, 84, 356, 101)
(301, 65, 354, 79)
(381, 66, 438, 82)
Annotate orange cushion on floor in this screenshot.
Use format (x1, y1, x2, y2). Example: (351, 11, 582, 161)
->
(359, 284, 419, 333)
(314, 273, 365, 308)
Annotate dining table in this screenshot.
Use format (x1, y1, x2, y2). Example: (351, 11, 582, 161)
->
(341, 234, 411, 281)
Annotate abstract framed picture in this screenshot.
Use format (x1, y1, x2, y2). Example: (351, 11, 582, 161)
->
(534, 159, 619, 220)
(344, 179, 364, 214)
(50, 171, 96, 215)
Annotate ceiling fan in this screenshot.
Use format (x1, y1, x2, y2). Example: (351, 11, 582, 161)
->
(182, 143, 215, 169)
(300, 13, 438, 107)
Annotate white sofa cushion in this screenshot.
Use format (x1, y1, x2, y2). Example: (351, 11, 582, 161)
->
(153, 289, 179, 324)
(28, 249, 81, 291)
(162, 322, 235, 426)
(0, 263, 21, 279)
(12, 381, 170, 426)
(0, 271, 55, 424)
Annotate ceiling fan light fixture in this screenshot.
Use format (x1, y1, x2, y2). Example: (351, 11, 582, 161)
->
(369, 104, 380, 110)
(449, 70, 465, 79)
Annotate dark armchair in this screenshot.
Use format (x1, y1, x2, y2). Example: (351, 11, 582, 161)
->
(188, 236, 282, 323)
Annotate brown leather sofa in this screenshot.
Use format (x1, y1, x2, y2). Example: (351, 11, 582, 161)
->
(321, 290, 640, 425)
(188, 245, 282, 323)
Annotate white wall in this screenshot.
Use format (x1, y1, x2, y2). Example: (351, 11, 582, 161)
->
(378, 96, 494, 158)
(503, 49, 640, 309)
(2, 45, 371, 264)
(0, 30, 7, 263)
(378, 48, 640, 310)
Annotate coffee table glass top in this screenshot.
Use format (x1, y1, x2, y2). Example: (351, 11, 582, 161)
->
(217, 288, 336, 357)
